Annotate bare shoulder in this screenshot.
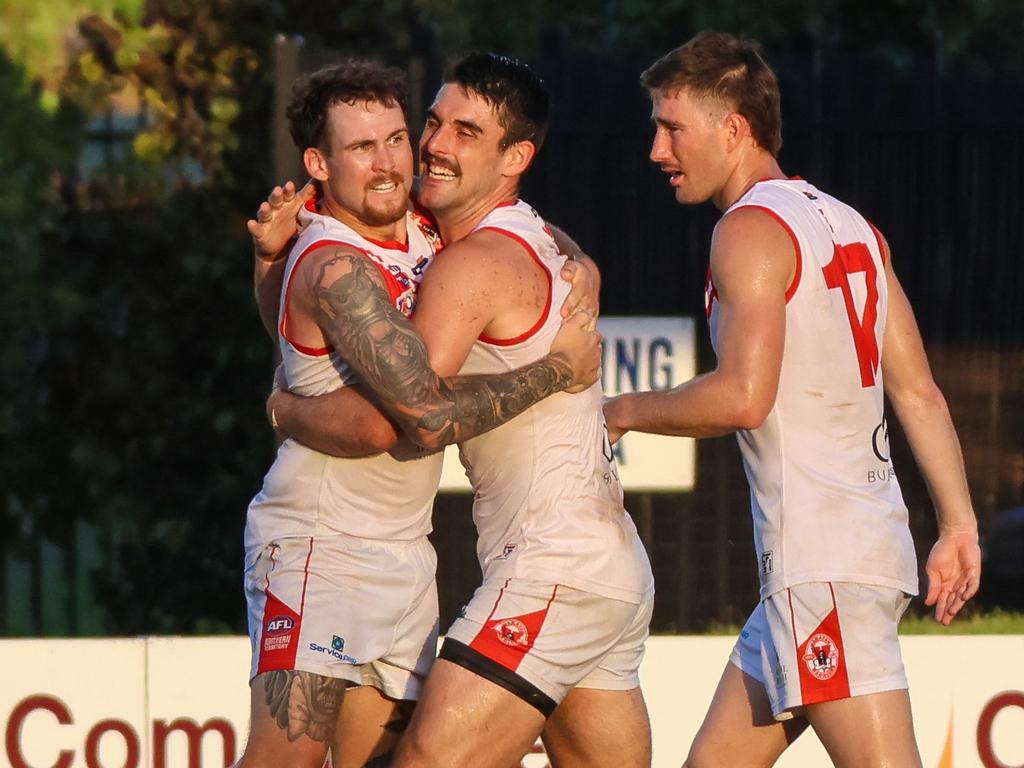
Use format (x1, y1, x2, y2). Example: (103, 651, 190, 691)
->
(711, 206, 796, 293)
(426, 228, 540, 288)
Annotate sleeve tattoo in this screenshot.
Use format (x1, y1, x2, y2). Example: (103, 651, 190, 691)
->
(311, 253, 572, 449)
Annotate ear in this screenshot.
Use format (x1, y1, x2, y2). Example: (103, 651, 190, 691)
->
(723, 112, 752, 152)
(500, 140, 537, 178)
(304, 147, 329, 181)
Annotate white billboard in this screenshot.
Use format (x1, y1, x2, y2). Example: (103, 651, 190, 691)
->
(2, 635, 1021, 767)
(439, 316, 696, 492)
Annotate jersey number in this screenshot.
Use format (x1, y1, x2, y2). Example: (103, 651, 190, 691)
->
(821, 242, 880, 388)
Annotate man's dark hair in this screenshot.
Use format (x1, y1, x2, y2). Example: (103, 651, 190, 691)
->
(446, 53, 550, 152)
(641, 31, 782, 156)
(286, 59, 408, 152)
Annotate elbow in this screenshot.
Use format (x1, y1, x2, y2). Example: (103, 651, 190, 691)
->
(355, 413, 400, 455)
(730, 386, 776, 431)
(734, 403, 771, 431)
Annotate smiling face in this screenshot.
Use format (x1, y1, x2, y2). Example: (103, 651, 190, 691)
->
(648, 87, 735, 206)
(416, 84, 518, 218)
(308, 99, 413, 234)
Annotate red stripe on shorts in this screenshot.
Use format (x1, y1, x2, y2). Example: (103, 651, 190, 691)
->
(469, 584, 559, 673)
(792, 584, 852, 706)
(256, 538, 314, 675)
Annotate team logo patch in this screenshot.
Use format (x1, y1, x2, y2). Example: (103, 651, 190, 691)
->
(265, 615, 294, 635)
(802, 632, 840, 681)
(494, 618, 530, 648)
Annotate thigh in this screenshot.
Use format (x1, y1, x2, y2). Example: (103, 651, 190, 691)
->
(391, 658, 545, 768)
(542, 686, 651, 768)
(236, 669, 344, 768)
(332, 686, 415, 768)
(805, 689, 922, 768)
(685, 661, 807, 768)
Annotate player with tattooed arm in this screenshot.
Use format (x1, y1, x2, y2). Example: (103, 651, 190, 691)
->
(237, 60, 599, 768)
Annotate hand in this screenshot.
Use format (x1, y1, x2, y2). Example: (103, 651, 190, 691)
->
(602, 395, 628, 444)
(559, 256, 601, 319)
(549, 309, 602, 393)
(247, 180, 315, 260)
(924, 528, 981, 625)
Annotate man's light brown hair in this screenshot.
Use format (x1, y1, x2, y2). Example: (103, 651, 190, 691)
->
(641, 31, 782, 156)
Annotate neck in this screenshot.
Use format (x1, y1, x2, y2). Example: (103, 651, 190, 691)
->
(436, 179, 519, 244)
(712, 152, 786, 211)
(320, 192, 407, 243)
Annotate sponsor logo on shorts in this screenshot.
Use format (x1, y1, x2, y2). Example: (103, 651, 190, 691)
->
(332, 635, 345, 652)
(494, 618, 530, 648)
(265, 616, 294, 635)
(761, 550, 774, 575)
(263, 635, 292, 652)
(309, 641, 357, 664)
(802, 632, 840, 681)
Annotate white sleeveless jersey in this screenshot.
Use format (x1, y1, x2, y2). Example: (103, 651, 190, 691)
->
(455, 200, 654, 603)
(708, 179, 917, 599)
(245, 202, 444, 546)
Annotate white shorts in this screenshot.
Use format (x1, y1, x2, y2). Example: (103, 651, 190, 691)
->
(442, 578, 653, 716)
(245, 533, 438, 701)
(730, 581, 911, 720)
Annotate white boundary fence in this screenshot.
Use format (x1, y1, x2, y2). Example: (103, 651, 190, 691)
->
(3, 635, 1022, 768)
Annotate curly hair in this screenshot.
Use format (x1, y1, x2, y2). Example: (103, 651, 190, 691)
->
(286, 60, 408, 152)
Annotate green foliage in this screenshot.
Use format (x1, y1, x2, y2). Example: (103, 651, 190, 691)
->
(61, 1, 261, 179)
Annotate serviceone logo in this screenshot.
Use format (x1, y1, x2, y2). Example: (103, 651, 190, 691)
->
(802, 633, 840, 681)
(494, 618, 530, 648)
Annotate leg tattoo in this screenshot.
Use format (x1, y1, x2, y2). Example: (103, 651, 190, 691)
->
(263, 669, 346, 743)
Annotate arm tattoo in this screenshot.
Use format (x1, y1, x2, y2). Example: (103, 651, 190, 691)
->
(262, 669, 345, 743)
(312, 253, 573, 448)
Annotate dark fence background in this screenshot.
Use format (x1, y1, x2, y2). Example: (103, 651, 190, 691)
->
(4, 30, 1022, 635)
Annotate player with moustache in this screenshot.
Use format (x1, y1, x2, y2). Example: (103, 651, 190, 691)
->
(238, 60, 600, 768)
(267, 54, 655, 768)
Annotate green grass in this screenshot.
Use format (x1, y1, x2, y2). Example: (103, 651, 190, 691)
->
(898, 608, 1024, 635)
(693, 610, 1024, 636)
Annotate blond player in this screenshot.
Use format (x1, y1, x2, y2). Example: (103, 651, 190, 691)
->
(602, 32, 981, 767)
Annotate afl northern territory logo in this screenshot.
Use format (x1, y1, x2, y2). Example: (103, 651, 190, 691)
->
(494, 618, 530, 648)
(802, 633, 840, 681)
(871, 417, 890, 462)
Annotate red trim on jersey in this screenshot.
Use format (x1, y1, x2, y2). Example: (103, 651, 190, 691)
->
(790, 584, 852, 708)
(256, 538, 314, 675)
(280, 240, 410, 356)
(866, 220, 888, 265)
(280, 238, 351, 356)
(475, 226, 552, 346)
(468, 582, 558, 673)
(364, 235, 409, 252)
(494, 198, 519, 209)
(734, 205, 802, 303)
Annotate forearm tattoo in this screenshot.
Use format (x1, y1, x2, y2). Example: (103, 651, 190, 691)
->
(312, 253, 573, 447)
(263, 669, 345, 743)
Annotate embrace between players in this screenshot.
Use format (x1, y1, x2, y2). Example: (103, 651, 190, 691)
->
(237, 33, 981, 768)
